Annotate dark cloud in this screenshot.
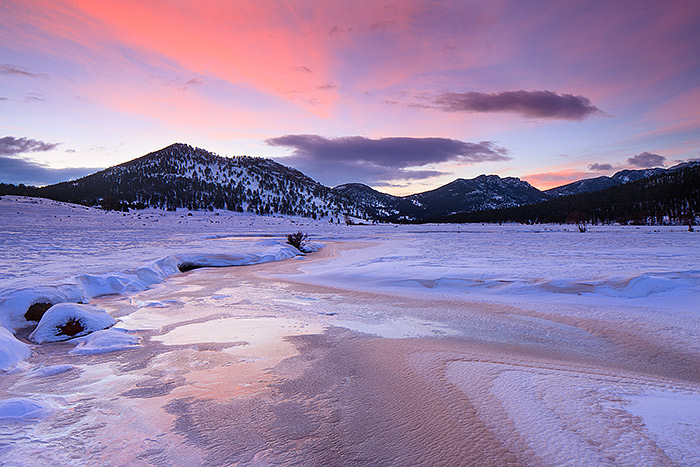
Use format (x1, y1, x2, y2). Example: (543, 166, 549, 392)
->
(0, 156, 100, 186)
(266, 134, 509, 185)
(0, 136, 59, 155)
(627, 152, 666, 168)
(292, 66, 312, 73)
(183, 77, 203, 88)
(0, 64, 49, 79)
(431, 90, 601, 120)
(317, 83, 337, 90)
(24, 94, 45, 103)
(588, 162, 613, 171)
(0, 97, 8, 101)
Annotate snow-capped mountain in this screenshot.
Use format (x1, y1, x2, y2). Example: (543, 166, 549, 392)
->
(15, 143, 690, 222)
(36, 143, 366, 221)
(404, 175, 551, 220)
(2, 143, 554, 221)
(545, 162, 699, 197)
(544, 176, 621, 197)
(333, 175, 551, 221)
(332, 183, 414, 219)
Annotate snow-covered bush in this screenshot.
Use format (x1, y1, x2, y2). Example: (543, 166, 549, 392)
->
(0, 285, 84, 331)
(29, 303, 116, 343)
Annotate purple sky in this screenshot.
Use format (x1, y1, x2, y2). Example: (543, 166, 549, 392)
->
(1, 0, 699, 193)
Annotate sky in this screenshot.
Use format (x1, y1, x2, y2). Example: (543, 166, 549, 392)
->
(1, 0, 699, 194)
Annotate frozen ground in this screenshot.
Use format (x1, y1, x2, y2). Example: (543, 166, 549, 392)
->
(1, 195, 699, 465)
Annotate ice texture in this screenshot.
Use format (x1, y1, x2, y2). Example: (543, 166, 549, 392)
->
(0, 398, 53, 421)
(28, 303, 116, 343)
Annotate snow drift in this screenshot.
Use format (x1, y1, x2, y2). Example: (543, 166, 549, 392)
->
(29, 303, 116, 343)
(0, 326, 31, 371)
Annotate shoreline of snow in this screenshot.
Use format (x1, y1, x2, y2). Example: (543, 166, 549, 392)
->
(0, 240, 319, 332)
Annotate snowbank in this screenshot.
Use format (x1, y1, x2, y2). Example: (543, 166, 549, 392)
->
(0, 240, 311, 332)
(0, 397, 53, 421)
(0, 326, 31, 371)
(76, 256, 180, 298)
(29, 303, 116, 343)
(32, 364, 75, 377)
(70, 328, 140, 355)
(0, 285, 84, 332)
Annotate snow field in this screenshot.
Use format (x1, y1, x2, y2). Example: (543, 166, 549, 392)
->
(0, 195, 699, 464)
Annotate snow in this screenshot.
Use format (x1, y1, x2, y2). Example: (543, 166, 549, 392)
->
(0, 326, 31, 372)
(69, 328, 140, 355)
(28, 303, 117, 343)
(0, 398, 53, 421)
(0, 284, 84, 331)
(1, 195, 699, 463)
(625, 390, 700, 465)
(31, 364, 75, 377)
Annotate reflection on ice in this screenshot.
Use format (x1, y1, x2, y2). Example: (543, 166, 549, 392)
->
(333, 315, 459, 339)
(154, 317, 324, 349)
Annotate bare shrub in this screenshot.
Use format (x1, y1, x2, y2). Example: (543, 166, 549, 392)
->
(566, 211, 589, 233)
(57, 318, 84, 337)
(286, 231, 310, 252)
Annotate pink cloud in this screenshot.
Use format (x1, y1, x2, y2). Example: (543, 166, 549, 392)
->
(523, 169, 594, 191)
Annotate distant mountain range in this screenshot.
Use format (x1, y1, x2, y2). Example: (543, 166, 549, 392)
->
(1, 143, 697, 224)
(543, 165, 686, 197)
(439, 162, 699, 225)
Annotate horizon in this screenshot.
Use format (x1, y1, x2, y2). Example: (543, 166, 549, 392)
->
(1, 1, 699, 195)
(3, 140, 694, 197)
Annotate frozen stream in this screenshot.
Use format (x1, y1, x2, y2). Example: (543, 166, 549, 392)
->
(1, 196, 700, 465)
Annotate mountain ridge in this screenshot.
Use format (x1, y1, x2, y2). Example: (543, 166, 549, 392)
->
(1, 142, 696, 224)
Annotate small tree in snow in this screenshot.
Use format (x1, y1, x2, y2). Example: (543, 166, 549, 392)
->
(286, 231, 310, 252)
(566, 211, 588, 233)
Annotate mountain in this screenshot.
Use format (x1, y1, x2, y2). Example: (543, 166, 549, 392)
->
(545, 163, 697, 197)
(23, 143, 366, 221)
(544, 176, 620, 197)
(404, 175, 551, 219)
(332, 183, 411, 219)
(5, 142, 690, 224)
(440, 162, 700, 225)
(333, 175, 551, 221)
(0, 143, 554, 221)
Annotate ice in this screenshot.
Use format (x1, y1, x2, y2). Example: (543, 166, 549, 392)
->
(28, 303, 117, 343)
(0, 326, 31, 371)
(0, 398, 53, 421)
(333, 316, 460, 339)
(625, 390, 700, 465)
(69, 328, 141, 355)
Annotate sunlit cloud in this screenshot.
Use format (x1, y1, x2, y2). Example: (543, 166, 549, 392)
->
(523, 169, 595, 190)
